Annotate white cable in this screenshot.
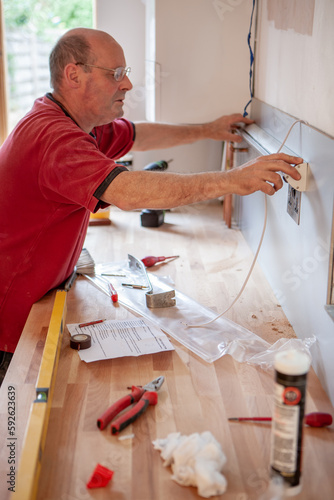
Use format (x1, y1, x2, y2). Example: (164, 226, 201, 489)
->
(276, 120, 309, 153)
(185, 119, 308, 329)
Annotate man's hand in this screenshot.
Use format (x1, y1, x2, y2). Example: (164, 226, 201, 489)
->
(226, 153, 303, 196)
(205, 113, 254, 142)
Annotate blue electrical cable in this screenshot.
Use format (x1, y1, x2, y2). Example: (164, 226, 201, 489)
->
(243, 0, 256, 117)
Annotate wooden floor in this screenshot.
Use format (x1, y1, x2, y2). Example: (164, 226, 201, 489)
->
(0, 200, 333, 500)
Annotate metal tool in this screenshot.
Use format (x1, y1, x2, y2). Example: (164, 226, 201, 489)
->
(146, 287, 176, 308)
(64, 266, 78, 291)
(228, 411, 333, 428)
(141, 255, 179, 267)
(126, 253, 153, 292)
(97, 375, 165, 434)
(125, 254, 176, 308)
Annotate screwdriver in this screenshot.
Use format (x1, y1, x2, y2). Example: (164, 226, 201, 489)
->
(143, 159, 173, 171)
(141, 255, 179, 268)
(228, 412, 332, 428)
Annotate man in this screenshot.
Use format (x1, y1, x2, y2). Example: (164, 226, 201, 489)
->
(0, 28, 302, 378)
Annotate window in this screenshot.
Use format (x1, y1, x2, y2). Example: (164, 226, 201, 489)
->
(0, 0, 94, 141)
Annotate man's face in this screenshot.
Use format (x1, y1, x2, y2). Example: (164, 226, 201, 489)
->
(81, 42, 133, 127)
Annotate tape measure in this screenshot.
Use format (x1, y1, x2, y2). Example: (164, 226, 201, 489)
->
(70, 333, 91, 350)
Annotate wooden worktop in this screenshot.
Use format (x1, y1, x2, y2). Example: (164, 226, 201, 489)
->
(1, 200, 333, 499)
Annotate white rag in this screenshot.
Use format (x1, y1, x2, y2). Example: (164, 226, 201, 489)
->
(153, 431, 227, 498)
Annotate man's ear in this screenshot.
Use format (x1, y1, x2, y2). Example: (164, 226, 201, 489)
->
(63, 63, 81, 88)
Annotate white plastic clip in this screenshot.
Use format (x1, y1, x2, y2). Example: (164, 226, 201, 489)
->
(283, 162, 309, 192)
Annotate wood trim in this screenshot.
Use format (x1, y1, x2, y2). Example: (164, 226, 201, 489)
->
(222, 141, 233, 228)
(327, 200, 334, 305)
(0, 0, 8, 144)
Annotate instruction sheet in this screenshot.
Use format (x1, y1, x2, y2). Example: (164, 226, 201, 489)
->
(67, 318, 174, 362)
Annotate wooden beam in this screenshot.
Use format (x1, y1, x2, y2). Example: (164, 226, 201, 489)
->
(222, 141, 234, 228)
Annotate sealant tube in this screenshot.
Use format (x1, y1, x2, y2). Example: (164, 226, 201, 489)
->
(270, 349, 311, 496)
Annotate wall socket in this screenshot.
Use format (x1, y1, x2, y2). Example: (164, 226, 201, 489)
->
(287, 185, 301, 224)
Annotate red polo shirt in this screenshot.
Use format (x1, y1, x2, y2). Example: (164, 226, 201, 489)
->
(0, 95, 134, 352)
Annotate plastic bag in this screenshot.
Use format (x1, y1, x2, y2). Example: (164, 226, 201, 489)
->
(87, 261, 315, 368)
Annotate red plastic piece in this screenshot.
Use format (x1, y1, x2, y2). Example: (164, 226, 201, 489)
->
(86, 463, 114, 489)
(304, 412, 333, 427)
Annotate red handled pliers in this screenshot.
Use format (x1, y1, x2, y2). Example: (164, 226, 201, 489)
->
(97, 375, 165, 434)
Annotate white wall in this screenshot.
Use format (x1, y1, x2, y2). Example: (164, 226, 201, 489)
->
(255, 0, 334, 137)
(154, 0, 252, 123)
(96, 0, 253, 172)
(95, 0, 146, 123)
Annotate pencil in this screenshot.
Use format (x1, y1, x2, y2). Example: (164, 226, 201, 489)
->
(79, 319, 106, 328)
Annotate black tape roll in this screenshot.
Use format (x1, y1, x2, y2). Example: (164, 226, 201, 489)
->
(70, 333, 91, 350)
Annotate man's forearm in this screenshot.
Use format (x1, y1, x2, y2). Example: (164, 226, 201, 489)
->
(131, 122, 210, 151)
(101, 153, 303, 211)
(102, 170, 226, 210)
(131, 114, 254, 151)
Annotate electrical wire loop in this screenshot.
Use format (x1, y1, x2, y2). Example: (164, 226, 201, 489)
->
(185, 120, 308, 329)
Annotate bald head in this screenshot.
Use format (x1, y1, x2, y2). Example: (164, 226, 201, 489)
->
(49, 28, 121, 92)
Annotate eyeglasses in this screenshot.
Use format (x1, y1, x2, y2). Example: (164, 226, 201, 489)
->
(75, 63, 131, 82)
